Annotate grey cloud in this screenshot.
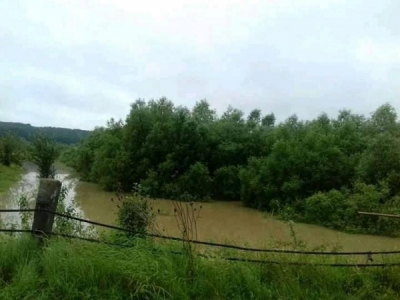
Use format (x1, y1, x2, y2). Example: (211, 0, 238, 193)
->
(0, 0, 399, 130)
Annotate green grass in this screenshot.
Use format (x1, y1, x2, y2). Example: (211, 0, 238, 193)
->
(1, 235, 400, 299)
(0, 164, 22, 196)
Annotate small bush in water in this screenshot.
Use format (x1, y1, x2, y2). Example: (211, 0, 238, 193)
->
(116, 187, 153, 236)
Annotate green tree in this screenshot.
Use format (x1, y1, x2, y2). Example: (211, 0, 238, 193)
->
(357, 133, 400, 187)
(367, 103, 398, 136)
(262, 113, 275, 127)
(67, 98, 400, 236)
(0, 133, 24, 166)
(31, 134, 58, 178)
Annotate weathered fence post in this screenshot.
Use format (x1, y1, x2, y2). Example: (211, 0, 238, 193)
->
(31, 179, 62, 243)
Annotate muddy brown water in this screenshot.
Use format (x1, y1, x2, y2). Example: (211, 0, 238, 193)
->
(2, 165, 400, 252)
(74, 182, 400, 252)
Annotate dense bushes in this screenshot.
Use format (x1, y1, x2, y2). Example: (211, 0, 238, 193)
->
(302, 182, 400, 236)
(62, 99, 400, 236)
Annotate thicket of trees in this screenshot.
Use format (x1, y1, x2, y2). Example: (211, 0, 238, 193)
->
(0, 132, 58, 179)
(60, 98, 400, 235)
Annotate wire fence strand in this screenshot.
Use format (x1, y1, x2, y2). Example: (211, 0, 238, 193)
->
(2, 228, 399, 268)
(0, 209, 37, 213)
(2, 208, 400, 256)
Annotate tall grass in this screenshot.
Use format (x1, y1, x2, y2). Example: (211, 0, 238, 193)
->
(1, 235, 400, 299)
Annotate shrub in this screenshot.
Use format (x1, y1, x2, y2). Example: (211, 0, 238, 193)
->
(302, 181, 400, 236)
(303, 190, 349, 229)
(116, 188, 154, 236)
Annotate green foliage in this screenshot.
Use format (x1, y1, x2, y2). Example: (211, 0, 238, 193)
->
(53, 185, 93, 236)
(116, 185, 154, 236)
(0, 133, 26, 166)
(1, 237, 400, 299)
(213, 165, 241, 200)
(357, 133, 400, 184)
(302, 182, 400, 236)
(30, 134, 58, 178)
(58, 145, 78, 166)
(66, 99, 400, 236)
(367, 102, 399, 135)
(67, 98, 246, 200)
(178, 162, 212, 201)
(16, 194, 31, 230)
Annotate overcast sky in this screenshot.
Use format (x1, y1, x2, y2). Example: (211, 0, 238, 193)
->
(0, 0, 399, 130)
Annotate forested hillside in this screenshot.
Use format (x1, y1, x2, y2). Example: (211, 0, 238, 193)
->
(61, 98, 400, 236)
(0, 121, 90, 145)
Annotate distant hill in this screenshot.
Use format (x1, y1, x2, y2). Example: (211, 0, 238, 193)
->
(0, 121, 90, 144)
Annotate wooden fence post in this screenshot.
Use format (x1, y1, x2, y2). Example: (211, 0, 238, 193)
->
(31, 179, 62, 243)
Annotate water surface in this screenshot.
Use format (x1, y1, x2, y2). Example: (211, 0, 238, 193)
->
(2, 165, 400, 252)
(74, 180, 400, 252)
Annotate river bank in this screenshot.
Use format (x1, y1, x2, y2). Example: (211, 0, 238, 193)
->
(2, 164, 400, 252)
(0, 162, 80, 226)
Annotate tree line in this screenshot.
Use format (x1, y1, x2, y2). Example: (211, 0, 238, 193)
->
(59, 98, 400, 236)
(0, 121, 90, 145)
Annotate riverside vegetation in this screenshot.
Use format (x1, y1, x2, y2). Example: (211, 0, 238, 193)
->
(60, 99, 400, 236)
(2, 234, 400, 299)
(0, 120, 87, 194)
(0, 133, 25, 195)
(0, 99, 400, 299)
(0, 132, 60, 195)
(2, 181, 400, 299)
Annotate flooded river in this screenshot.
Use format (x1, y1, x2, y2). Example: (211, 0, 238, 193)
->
(0, 163, 81, 226)
(2, 164, 400, 252)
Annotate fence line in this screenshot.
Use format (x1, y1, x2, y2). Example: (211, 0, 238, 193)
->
(0, 209, 37, 213)
(2, 208, 400, 256)
(1, 228, 399, 268)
